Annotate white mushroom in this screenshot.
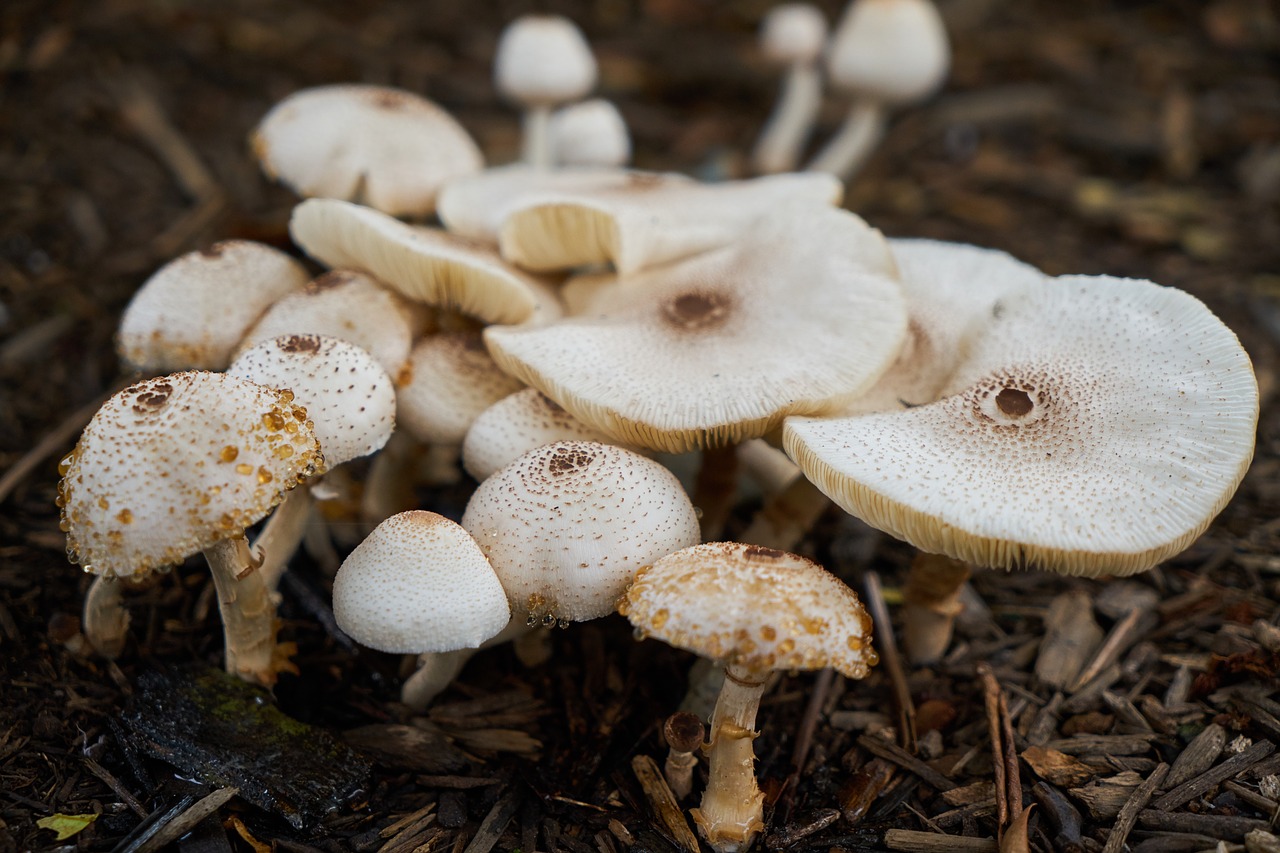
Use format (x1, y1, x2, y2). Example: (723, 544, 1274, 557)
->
(549, 99, 631, 168)
(462, 388, 622, 482)
(752, 4, 828, 174)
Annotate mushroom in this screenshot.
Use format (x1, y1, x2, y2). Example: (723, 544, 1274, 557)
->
(620, 542, 877, 851)
(61, 372, 323, 684)
(251, 84, 483, 217)
(484, 204, 906, 453)
(663, 711, 706, 800)
(494, 15, 598, 168)
(549, 98, 632, 168)
(117, 240, 309, 373)
(807, 0, 950, 179)
(752, 4, 828, 175)
(332, 511, 511, 709)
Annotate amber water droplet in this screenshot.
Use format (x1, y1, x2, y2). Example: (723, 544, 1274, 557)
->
(651, 608, 669, 629)
(220, 445, 239, 463)
(632, 627, 648, 641)
(263, 411, 286, 431)
(284, 421, 298, 434)
(525, 613, 539, 628)
(257, 467, 273, 484)
(117, 509, 134, 525)
(54, 495, 65, 507)
(274, 445, 294, 459)
(97, 496, 110, 510)
(541, 613, 556, 628)
(292, 406, 308, 421)
(59, 518, 71, 532)
(279, 390, 294, 404)
(58, 454, 75, 475)
(236, 463, 254, 475)
(557, 618, 570, 630)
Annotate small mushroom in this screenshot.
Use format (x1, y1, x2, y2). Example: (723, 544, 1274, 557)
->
(663, 711, 706, 801)
(620, 542, 877, 851)
(549, 99, 631, 168)
(752, 4, 828, 175)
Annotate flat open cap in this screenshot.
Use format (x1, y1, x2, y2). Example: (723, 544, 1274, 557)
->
(785, 274, 1259, 576)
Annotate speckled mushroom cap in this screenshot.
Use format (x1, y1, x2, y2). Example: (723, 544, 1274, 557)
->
(836, 238, 1046, 416)
(498, 171, 844, 274)
(251, 84, 483, 217)
(237, 269, 415, 377)
(827, 0, 950, 104)
(332, 511, 510, 654)
(785, 274, 1260, 576)
(619, 542, 877, 678)
(117, 241, 309, 372)
(460, 441, 700, 624)
(462, 388, 622, 481)
(228, 335, 396, 468)
(549, 99, 631, 168)
(762, 4, 828, 65)
(494, 15, 597, 107)
(485, 205, 907, 453)
(289, 198, 561, 326)
(396, 332, 524, 446)
(59, 372, 323, 579)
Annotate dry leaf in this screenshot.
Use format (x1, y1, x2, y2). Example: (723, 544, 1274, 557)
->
(1000, 804, 1035, 853)
(36, 813, 97, 841)
(1022, 745, 1094, 787)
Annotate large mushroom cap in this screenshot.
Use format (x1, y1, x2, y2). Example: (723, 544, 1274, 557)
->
(251, 84, 483, 217)
(332, 511, 510, 654)
(117, 241, 309, 372)
(460, 441, 700, 624)
(485, 205, 907, 452)
(785, 274, 1260, 576)
(827, 0, 950, 104)
(620, 542, 877, 679)
(59, 372, 324, 578)
(494, 15, 597, 107)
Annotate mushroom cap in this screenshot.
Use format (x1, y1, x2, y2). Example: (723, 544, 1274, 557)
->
(462, 388, 623, 482)
(238, 268, 415, 377)
(228, 335, 396, 468)
(785, 274, 1260, 576)
(289, 198, 560, 326)
(460, 441, 700, 623)
(485, 205, 907, 453)
(827, 0, 950, 104)
(494, 15, 598, 107)
(251, 84, 483, 217)
(59, 372, 324, 578)
(549, 99, 631, 168)
(619, 542, 877, 678)
(498, 172, 844, 274)
(396, 332, 525, 445)
(332, 511, 510, 654)
(117, 241, 309, 372)
(761, 4, 829, 65)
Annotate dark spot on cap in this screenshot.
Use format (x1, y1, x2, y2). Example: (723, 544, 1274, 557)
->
(662, 291, 731, 332)
(743, 544, 786, 560)
(308, 270, 356, 292)
(547, 446, 595, 476)
(200, 242, 230, 259)
(279, 335, 322, 354)
(132, 380, 174, 414)
(372, 90, 410, 110)
(996, 387, 1034, 418)
(663, 711, 705, 752)
(992, 300, 1005, 319)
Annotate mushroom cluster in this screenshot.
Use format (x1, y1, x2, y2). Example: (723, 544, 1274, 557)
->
(57, 5, 1260, 849)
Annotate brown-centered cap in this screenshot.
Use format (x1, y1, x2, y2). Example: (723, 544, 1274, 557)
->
(462, 388, 622, 482)
(395, 332, 524, 446)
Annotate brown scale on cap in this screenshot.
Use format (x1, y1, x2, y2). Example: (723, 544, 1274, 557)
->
(278, 334, 322, 354)
(662, 291, 732, 332)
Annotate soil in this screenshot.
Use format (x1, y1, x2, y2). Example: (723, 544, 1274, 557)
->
(3, 1, 1280, 852)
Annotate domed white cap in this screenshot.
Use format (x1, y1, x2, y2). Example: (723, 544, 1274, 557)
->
(785, 274, 1260, 576)
(238, 269, 415, 377)
(499, 172, 844, 274)
(333, 511, 510, 654)
(396, 332, 524, 445)
(461, 441, 700, 624)
(251, 84, 483, 217)
(462, 388, 621, 482)
(59, 372, 324, 578)
(118, 241, 309, 372)
(290, 198, 562, 326)
(549, 99, 631, 168)
(762, 4, 828, 65)
(494, 15, 598, 107)
(619, 542, 877, 678)
(229, 335, 396, 468)
(827, 0, 950, 104)
(485, 205, 907, 453)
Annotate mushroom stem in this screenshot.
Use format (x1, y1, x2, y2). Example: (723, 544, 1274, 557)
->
(740, 475, 831, 551)
(82, 574, 129, 658)
(361, 431, 419, 529)
(522, 105, 553, 170)
(693, 445, 741, 542)
(806, 100, 886, 179)
(254, 487, 316, 592)
(693, 663, 768, 853)
(753, 63, 823, 175)
(402, 648, 475, 711)
(205, 537, 281, 687)
(901, 552, 971, 665)
(664, 710, 706, 800)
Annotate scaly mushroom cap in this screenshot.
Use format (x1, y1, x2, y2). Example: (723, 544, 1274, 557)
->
(289, 198, 560, 326)
(494, 15, 597, 107)
(396, 332, 525, 446)
(620, 542, 877, 678)
(332, 511, 510, 654)
(499, 172, 844, 274)
(785, 274, 1260, 576)
(238, 269, 415, 377)
(251, 84, 483, 217)
(59, 372, 323, 578)
(827, 0, 950, 104)
(762, 4, 828, 65)
(462, 388, 622, 482)
(229, 335, 396, 468)
(485, 205, 907, 452)
(461, 441, 700, 624)
(549, 99, 632, 168)
(117, 241, 309, 372)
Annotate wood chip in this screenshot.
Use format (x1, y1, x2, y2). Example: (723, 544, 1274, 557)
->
(1070, 772, 1143, 820)
(1070, 607, 1158, 692)
(1101, 762, 1167, 853)
(630, 754, 699, 853)
(1152, 740, 1276, 811)
(1022, 746, 1095, 787)
(1166, 723, 1228, 789)
(1046, 734, 1159, 756)
(1036, 590, 1103, 690)
(460, 790, 521, 853)
(1136, 809, 1270, 839)
(884, 829, 998, 852)
(942, 780, 997, 807)
(135, 788, 239, 853)
(856, 733, 957, 792)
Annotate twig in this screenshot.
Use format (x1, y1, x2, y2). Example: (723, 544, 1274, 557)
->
(1152, 740, 1275, 812)
(133, 788, 238, 853)
(1101, 763, 1167, 853)
(863, 571, 917, 752)
(110, 73, 221, 203)
(884, 829, 998, 852)
(856, 734, 957, 792)
(977, 663, 1008, 829)
(1069, 607, 1155, 692)
(460, 791, 521, 853)
(631, 754, 699, 853)
(83, 757, 148, 818)
(998, 682, 1022, 823)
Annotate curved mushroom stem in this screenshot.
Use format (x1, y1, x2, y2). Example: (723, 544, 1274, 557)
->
(693, 663, 768, 853)
(83, 574, 129, 658)
(205, 537, 281, 687)
(254, 487, 316, 592)
(902, 552, 971, 665)
(740, 475, 831, 551)
(737, 438, 800, 497)
(523, 105, 553, 169)
(402, 648, 475, 711)
(752, 62, 823, 175)
(806, 99, 886, 180)
(361, 431, 419, 530)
